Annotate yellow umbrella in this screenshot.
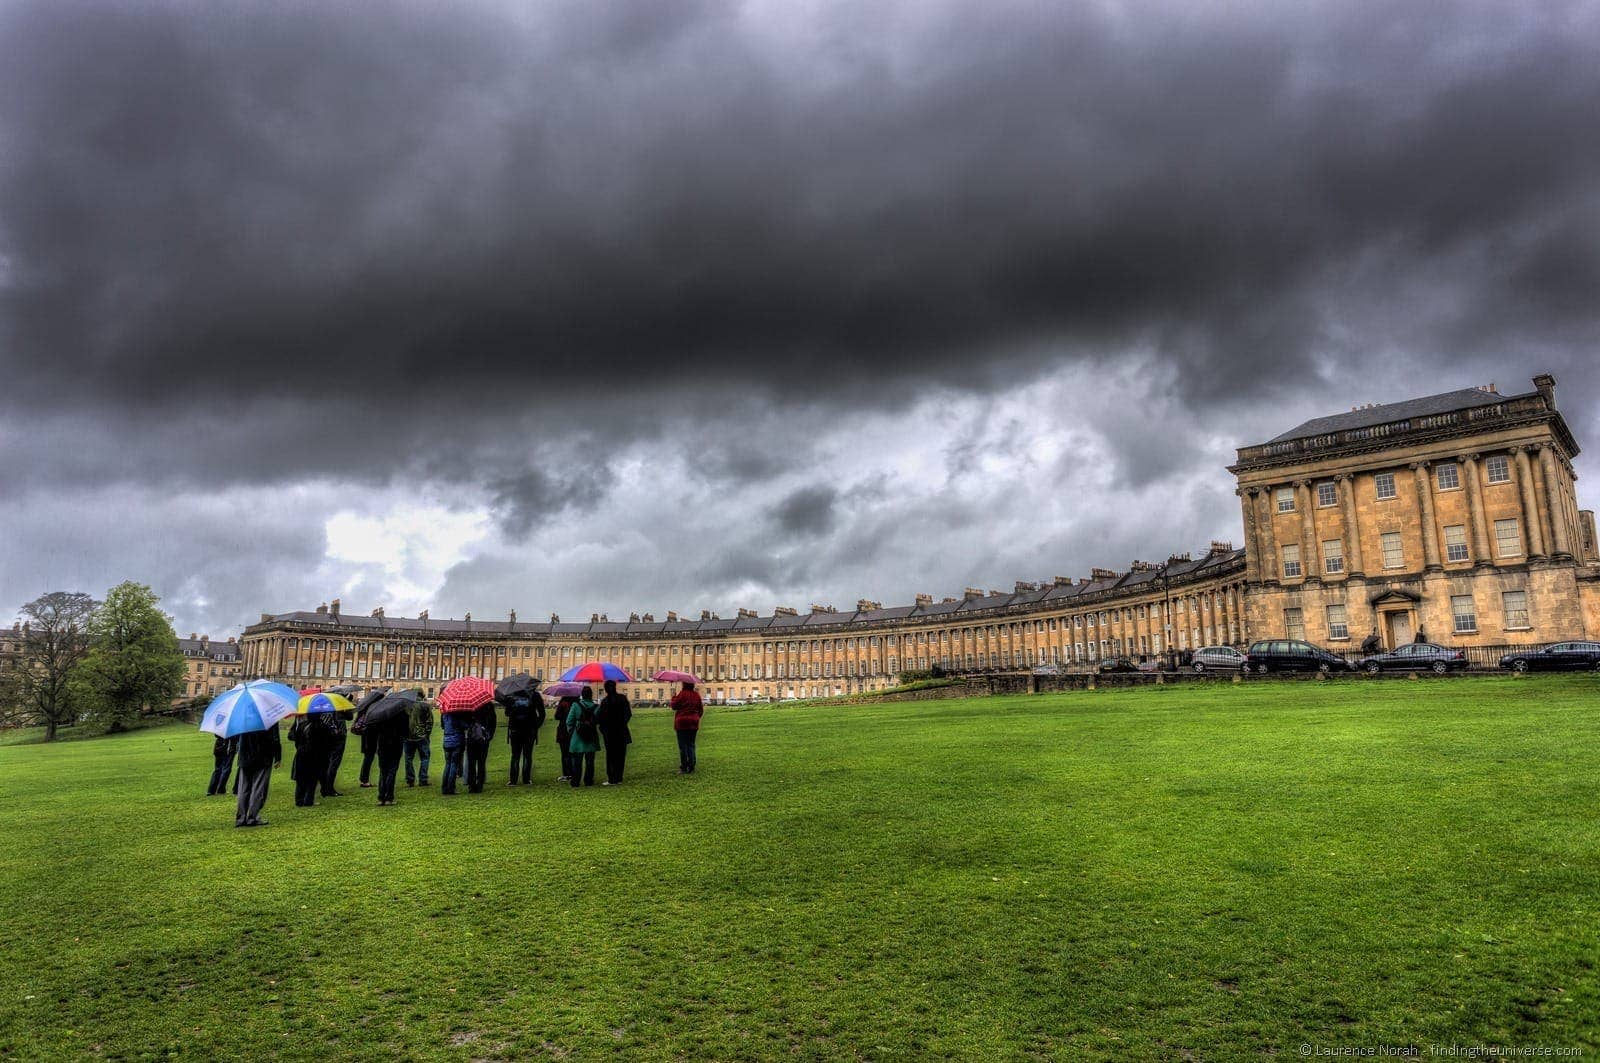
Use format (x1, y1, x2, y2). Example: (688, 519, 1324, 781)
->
(295, 691, 355, 716)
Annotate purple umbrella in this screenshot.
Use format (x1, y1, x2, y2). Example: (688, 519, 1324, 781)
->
(541, 681, 586, 698)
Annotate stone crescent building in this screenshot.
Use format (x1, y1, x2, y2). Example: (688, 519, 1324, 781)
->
(241, 374, 1600, 702)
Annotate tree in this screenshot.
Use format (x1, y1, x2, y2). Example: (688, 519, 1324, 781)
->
(74, 582, 185, 733)
(1, 592, 97, 740)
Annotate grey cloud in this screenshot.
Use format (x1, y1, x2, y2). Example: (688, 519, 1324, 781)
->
(769, 485, 838, 536)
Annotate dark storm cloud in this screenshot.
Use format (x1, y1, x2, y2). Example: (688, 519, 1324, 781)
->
(770, 485, 839, 537)
(4, 0, 1600, 441)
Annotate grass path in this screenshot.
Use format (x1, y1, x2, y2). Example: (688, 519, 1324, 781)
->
(1, 678, 1597, 1059)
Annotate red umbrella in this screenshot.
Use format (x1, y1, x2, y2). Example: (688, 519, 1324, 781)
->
(298, 686, 323, 696)
(652, 670, 700, 684)
(437, 676, 496, 713)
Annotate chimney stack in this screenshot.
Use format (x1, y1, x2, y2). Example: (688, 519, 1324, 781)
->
(701, 610, 712, 621)
(666, 611, 678, 622)
(963, 587, 985, 600)
(737, 608, 757, 618)
(419, 609, 429, 622)
(549, 613, 559, 623)
(329, 598, 340, 617)
(915, 593, 933, 607)
(1014, 581, 1037, 594)
(642, 613, 654, 623)
(1209, 540, 1234, 555)
(189, 632, 197, 640)
(1533, 373, 1557, 409)
(856, 599, 881, 612)
(809, 603, 836, 614)
(774, 606, 797, 617)
(315, 603, 328, 615)
(508, 609, 517, 625)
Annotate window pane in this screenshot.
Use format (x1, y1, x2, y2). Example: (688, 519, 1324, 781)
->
(1375, 473, 1397, 500)
(1494, 518, 1522, 558)
(1436, 463, 1460, 490)
(1381, 532, 1404, 569)
(1502, 590, 1529, 630)
(1276, 487, 1295, 512)
(1281, 545, 1301, 578)
(1485, 455, 1511, 483)
(1322, 539, 1343, 573)
(1326, 604, 1349, 640)
(1450, 594, 1477, 634)
(1317, 482, 1337, 507)
(1444, 525, 1469, 562)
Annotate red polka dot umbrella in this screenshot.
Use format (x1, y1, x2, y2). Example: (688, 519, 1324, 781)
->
(437, 676, 496, 713)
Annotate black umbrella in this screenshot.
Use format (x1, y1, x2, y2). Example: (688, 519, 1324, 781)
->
(349, 688, 389, 714)
(363, 689, 420, 728)
(496, 673, 542, 702)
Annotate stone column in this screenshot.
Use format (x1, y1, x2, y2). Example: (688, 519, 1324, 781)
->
(1411, 462, 1442, 571)
(1296, 480, 1318, 581)
(1337, 474, 1364, 576)
(1539, 445, 1574, 558)
(1255, 486, 1280, 582)
(1238, 488, 1261, 580)
(1513, 447, 1546, 559)
(1459, 453, 1492, 566)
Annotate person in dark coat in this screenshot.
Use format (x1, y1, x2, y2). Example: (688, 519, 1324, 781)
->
(1360, 629, 1382, 655)
(288, 713, 334, 807)
(356, 706, 379, 788)
(596, 679, 632, 786)
(504, 692, 544, 785)
(322, 710, 349, 797)
(1414, 627, 1427, 644)
(553, 695, 576, 781)
(234, 723, 282, 827)
(440, 710, 466, 795)
(405, 695, 434, 787)
(465, 700, 497, 794)
(375, 711, 408, 806)
(207, 735, 237, 795)
(671, 681, 704, 775)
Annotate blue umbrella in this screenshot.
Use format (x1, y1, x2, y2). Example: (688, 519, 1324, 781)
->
(200, 681, 300, 738)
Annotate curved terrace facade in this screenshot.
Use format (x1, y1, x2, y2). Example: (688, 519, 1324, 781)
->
(241, 545, 1248, 703)
(241, 373, 1600, 702)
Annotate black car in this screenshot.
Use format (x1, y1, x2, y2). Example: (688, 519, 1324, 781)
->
(1097, 656, 1138, 674)
(1498, 641, 1600, 672)
(1243, 639, 1356, 674)
(1355, 642, 1467, 675)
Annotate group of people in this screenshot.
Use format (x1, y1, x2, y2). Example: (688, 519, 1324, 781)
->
(213, 680, 706, 828)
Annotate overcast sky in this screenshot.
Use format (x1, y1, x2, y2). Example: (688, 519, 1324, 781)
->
(3, 0, 1599, 638)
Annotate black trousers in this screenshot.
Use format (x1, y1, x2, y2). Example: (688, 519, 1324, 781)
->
(294, 759, 320, 806)
(208, 752, 234, 795)
(323, 735, 347, 795)
(377, 744, 403, 802)
(570, 751, 596, 787)
(508, 734, 534, 783)
(604, 741, 627, 784)
(235, 765, 270, 826)
(359, 748, 377, 785)
(466, 745, 488, 792)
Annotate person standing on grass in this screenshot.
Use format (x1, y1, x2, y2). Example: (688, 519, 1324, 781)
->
(671, 681, 704, 775)
(504, 691, 544, 785)
(554, 695, 576, 781)
(597, 679, 632, 786)
(465, 700, 497, 794)
(440, 708, 466, 796)
(321, 709, 349, 797)
(375, 710, 408, 806)
(405, 694, 434, 787)
(565, 687, 601, 788)
(207, 734, 237, 795)
(356, 704, 380, 789)
(288, 713, 332, 807)
(234, 723, 281, 828)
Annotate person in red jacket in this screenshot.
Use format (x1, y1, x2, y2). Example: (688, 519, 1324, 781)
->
(670, 681, 704, 774)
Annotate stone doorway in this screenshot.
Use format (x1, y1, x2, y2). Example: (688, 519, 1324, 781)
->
(1385, 610, 1414, 649)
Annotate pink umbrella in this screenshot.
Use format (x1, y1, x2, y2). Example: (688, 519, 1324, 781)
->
(541, 681, 585, 698)
(437, 676, 495, 713)
(652, 670, 700, 684)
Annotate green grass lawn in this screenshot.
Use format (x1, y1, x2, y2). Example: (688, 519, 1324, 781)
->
(1, 679, 1597, 1060)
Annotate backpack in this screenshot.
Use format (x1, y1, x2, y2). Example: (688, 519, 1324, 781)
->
(467, 721, 491, 749)
(576, 702, 599, 745)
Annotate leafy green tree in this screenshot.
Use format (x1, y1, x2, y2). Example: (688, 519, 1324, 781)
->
(1, 592, 98, 740)
(75, 582, 185, 733)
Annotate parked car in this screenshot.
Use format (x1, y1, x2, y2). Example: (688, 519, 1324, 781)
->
(1135, 657, 1162, 673)
(1097, 656, 1138, 674)
(1190, 646, 1247, 672)
(1243, 639, 1357, 674)
(1498, 641, 1600, 672)
(1354, 642, 1467, 675)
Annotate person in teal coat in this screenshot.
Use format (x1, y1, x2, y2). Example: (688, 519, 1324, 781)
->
(565, 686, 602, 788)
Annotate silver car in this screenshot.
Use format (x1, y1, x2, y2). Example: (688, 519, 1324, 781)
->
(1191, 645, 1247, 672)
